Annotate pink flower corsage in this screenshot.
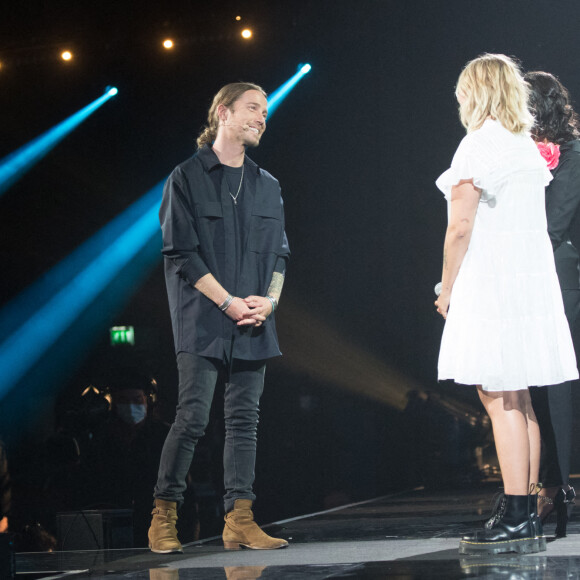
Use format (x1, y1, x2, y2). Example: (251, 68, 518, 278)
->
(537, 141, 560, 170)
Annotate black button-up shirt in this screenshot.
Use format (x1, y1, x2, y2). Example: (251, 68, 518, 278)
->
(159, 145, 290, 360)
(547, 139, 580, 290)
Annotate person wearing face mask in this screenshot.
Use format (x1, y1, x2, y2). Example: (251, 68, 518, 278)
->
(88, 368, 172, 546)
(111, 386, 149, 426)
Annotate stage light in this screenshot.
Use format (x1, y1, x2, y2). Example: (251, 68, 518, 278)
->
(278, 300, 422, 410)
(61, 51, 73, 61)
(241, 29, 252, 39)
(163, 39, 174, 49)
(0, 87, 119, 197)
(267, 63, 313, 116)
(235, 15, 242, 21)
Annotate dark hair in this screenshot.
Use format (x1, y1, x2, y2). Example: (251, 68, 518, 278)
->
(524, 71, 580, 144)
(107, 366, 156, 395)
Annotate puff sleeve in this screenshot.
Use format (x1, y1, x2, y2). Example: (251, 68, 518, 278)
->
(436, 135, 493, 201)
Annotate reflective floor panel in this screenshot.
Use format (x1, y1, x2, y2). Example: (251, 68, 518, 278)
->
(15, 483, 580, 579)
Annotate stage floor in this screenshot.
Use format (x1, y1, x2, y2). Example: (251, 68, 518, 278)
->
(15, 482, 580, 579)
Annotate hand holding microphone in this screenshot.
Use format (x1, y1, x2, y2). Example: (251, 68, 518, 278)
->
(434, 281, 449, 319)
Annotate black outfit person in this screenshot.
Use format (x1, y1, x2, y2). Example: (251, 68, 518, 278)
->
(531, 140, 580, 489)
(154, 145, 290, 513)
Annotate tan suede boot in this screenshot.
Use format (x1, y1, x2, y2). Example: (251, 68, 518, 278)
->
(225, 566, 266, 580)
(223, 499, 288, 550)
(148, 499, 183, 554)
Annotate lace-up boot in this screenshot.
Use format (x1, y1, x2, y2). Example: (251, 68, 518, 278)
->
(459, 494, 542, 554)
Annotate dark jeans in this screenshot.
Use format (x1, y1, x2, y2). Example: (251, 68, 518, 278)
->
(154, 352, 266, 513)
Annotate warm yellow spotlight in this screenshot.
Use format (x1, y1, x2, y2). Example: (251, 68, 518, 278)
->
(163, 39, 174, 49)
(278, 300, 423, 410)
(61, 50, 73, 61)
(235, 15, 242, 21)
(241, 29, 252, 39)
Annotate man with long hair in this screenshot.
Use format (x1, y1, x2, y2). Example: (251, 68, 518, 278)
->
(148, 83, 290, 553)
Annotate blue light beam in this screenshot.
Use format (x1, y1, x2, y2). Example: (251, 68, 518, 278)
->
(0, 180, 161, 343)
(0, 180, 162, 400)
(0, 87, 119, 197)
(0, 65, 310, 402)
(267, 63, 312, 116)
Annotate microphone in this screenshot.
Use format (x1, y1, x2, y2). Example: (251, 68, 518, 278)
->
(221, 123, 251, 131)
(434, 282, 442, 296)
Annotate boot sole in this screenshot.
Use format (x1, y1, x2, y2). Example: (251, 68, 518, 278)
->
(223, 541, 288, 550)
(459, 536, 545, 555)
(149, 545, 183, 554)
(537, 536, 547, 551)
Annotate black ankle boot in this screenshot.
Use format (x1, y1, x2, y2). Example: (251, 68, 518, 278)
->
(459, 494, 543, 555)
(528, 492, 546, 551)
(555, 486, 576, 538)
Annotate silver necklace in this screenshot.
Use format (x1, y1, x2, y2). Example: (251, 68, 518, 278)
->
(228, 164, 244, 205)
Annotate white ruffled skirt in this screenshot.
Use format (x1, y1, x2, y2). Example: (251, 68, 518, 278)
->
(438, 228, 578, 391)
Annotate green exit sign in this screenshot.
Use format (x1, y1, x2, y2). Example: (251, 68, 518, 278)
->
(110, 326, 135, 346)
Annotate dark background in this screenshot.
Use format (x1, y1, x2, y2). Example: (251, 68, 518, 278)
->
(1, 0, 580, 540)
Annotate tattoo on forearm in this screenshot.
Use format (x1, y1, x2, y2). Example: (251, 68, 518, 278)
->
(267, 272, 285, 301)
(443, 249, 448, 270)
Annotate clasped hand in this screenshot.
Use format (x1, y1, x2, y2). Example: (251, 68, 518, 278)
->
(226, 295, 273, 327)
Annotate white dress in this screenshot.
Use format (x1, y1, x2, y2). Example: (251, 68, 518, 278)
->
(436, 119, 578, 391)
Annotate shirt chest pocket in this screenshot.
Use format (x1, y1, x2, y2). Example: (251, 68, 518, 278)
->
(195, 202, 225, 254)
(249, 206, 282, 253)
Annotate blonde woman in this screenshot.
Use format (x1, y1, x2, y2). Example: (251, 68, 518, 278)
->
(434, 54, 578, 555)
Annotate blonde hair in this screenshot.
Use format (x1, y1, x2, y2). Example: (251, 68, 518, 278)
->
(196, 82, 267, 149)
(456, 54, 533, 134)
